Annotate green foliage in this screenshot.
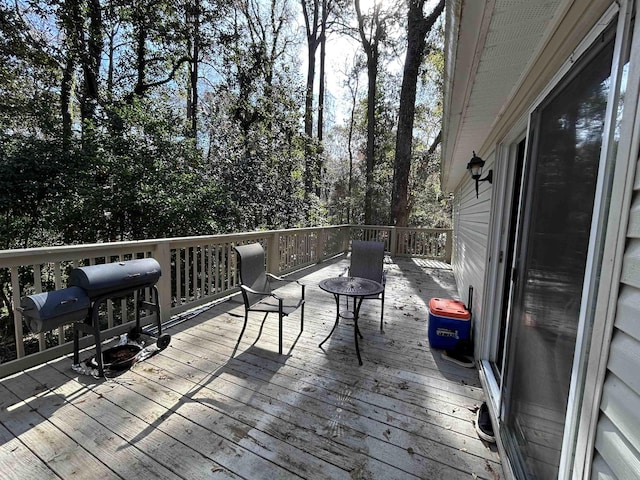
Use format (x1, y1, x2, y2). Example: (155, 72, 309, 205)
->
(56, 100, 234, 242)
(0, 135, 74, 249)
(205, 84, 308, 231)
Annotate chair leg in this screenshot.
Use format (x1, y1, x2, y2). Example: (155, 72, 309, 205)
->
(238, 311, 249, 345)
(380, 292, 385, 332)
(279, 311, 283, 355)
(301, 285, 305, 333)
(278, 297, 283, 355)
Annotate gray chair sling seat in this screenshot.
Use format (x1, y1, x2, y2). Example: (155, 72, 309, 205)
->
(235, 243, 305, 354)
(341, 240, 386, 331)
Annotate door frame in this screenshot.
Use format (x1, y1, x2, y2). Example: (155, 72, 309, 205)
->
(478, 116, 528, 409)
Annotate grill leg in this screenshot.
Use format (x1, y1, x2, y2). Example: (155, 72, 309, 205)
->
(153, 285, 162, 334)
(91, 304, 104, 377)
(136, 286, 162, 335)
(73, 322, 81, 365)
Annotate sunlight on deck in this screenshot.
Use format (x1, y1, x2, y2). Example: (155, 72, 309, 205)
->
(0, 256, 502, 480)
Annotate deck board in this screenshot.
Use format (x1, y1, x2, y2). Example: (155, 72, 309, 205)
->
(1, 256, 502, 479)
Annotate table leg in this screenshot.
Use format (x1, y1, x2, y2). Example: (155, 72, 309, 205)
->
(319, 293, 341, 348)
(354, 296, 365, 366)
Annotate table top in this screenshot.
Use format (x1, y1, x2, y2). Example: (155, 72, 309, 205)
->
(319, 276, 383, 297)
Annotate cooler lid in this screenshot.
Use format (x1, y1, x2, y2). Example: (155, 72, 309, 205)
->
(429, 298, 470, 320)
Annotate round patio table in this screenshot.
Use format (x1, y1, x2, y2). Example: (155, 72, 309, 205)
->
(318, 276, 383, 365)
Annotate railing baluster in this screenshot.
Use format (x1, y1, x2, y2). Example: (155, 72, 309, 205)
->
(191, 245, 199, 300)
(175, 248, 182, 307)
(213, 244, 219, 294)
(201, 244, 206, 297)
(32, 264, 45, 352)
(227, 242, 232, 288)
(53, 262, 64, 345)
(184, 247, 190, 302)
(119, 254, 127, 326)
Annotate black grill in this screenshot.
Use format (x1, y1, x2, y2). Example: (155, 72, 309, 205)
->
(20, 258, 165, 376)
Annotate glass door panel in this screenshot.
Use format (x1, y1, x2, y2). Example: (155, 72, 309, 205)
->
(501, 28, 615, 480)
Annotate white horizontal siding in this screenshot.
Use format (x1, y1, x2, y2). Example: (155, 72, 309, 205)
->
(453, 153, 494, 339)
(598, 371, 640, 454)
(592, 155, 640, 477)
(592, 453, 617, 479)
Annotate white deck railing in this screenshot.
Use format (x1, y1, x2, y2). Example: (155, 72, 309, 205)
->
(0, 225, 451, 376)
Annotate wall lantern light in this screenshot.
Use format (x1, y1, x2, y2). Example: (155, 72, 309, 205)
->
(467, 151, 493, 198)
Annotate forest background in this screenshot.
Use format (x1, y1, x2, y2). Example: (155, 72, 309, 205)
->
(0, 0, 450, 252)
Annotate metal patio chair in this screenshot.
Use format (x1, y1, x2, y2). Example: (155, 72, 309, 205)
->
(234, 242, 305, 354)
(342, 240, 387, 331)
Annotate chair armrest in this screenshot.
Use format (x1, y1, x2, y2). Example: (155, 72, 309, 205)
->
(338, 266, 350, 277)
(266, 273, 305, 286)
(382, 270, 387, 286)
(240, 284, 284, 302)
(239, 284, 271, 296)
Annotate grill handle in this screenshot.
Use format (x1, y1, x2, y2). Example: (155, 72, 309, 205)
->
(59, 298, 79, 305)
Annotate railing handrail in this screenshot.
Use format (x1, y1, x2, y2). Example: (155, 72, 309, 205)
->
(0, 225, 353, 264)
(0, 225, 450, 260)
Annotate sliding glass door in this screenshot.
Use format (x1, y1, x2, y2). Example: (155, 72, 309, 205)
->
(500, 25, 616, 479)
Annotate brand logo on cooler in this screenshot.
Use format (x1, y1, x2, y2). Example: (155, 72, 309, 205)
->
(436, 328, 459, 339)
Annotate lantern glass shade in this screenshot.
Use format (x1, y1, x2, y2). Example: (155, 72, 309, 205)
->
(467, 152, 485, 180)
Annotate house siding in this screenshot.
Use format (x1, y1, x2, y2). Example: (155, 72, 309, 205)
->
(591, 152, 640, 477)
(452, 153, 495, 339)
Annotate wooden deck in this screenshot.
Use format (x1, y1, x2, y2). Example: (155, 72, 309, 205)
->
(0, 256, 503, 480)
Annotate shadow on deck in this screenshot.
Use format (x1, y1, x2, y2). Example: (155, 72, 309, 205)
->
(0, 255, 503, 480)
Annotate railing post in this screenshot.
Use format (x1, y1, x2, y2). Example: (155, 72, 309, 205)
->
(155, 242, 172, 322)
(389, 227, 397, 257)
(268, 231, 281, 274)
(445, 229, 453, 264)
(11, 266, 25, 358)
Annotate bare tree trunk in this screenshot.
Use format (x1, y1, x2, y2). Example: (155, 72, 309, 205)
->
(364, 57, 377, 225)
(391, 0, 444, 227)
(302, 0, 320, 196)
(315, 0, 328, 198)
(316, 33, 325, 198)
(186, 0, 200, 137)
(107, 25, 115, 95)
(61, 55, 74, 144)
(317, 1, 326, 143)
(60, 0, 82, 143)
(133, 5, 147, 97)
(346, 72, 359, 224)
(82, 0, 103, 124)
(304, 41, 317, 194)
(354, 0, 382, 225)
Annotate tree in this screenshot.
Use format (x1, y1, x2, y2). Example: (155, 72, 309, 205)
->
(301, 0, 339, 198)
(205, 0, 308, 230)
(353, 0, 398, 224)
(344, 55, 363, 223)
(301, 0, 323, 195)
(391, 0, 444, 226)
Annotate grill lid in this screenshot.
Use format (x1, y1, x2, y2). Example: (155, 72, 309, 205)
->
(20, 286, 90, 333)
(69, 258, 161, 298)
